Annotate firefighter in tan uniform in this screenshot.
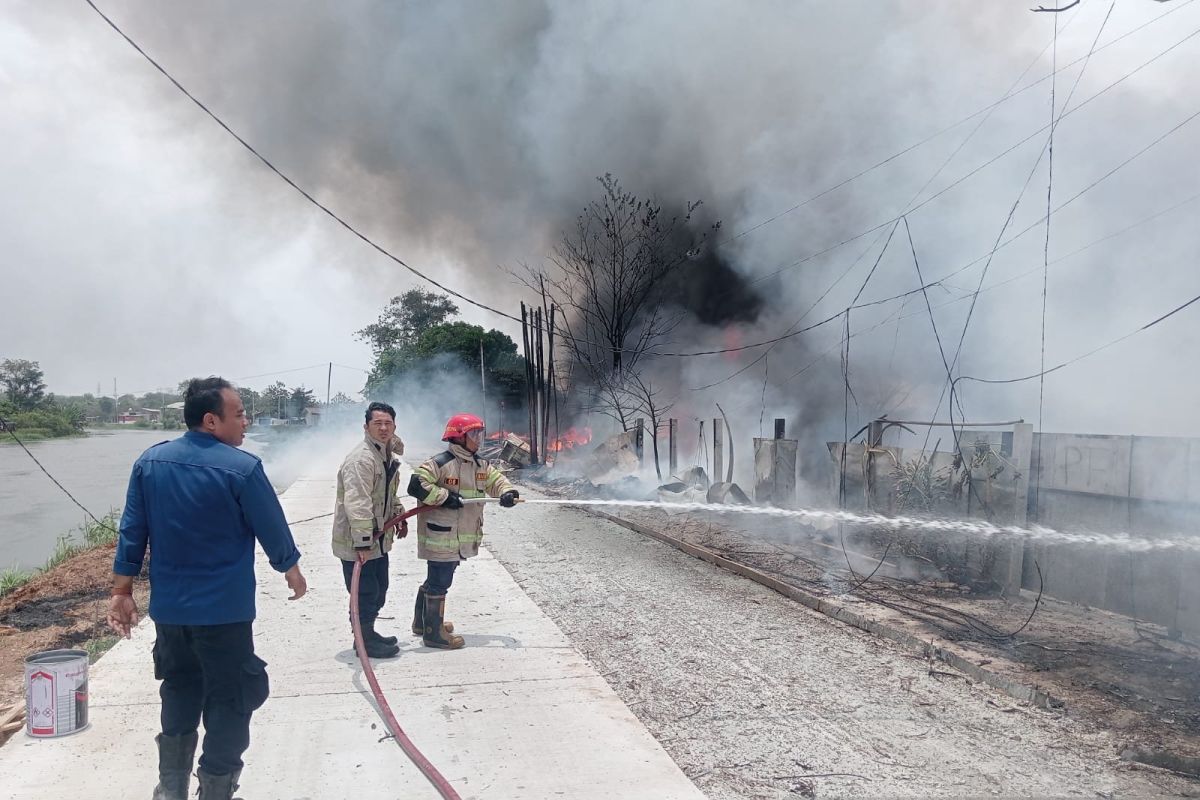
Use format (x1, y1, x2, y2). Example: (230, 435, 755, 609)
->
(407, 413, 518, 649)
(332, 401, 408, 659)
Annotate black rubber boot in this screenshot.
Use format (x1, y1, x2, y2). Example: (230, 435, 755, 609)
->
(366, 621, 398, 647)
(196, 767, 243, 800)
(411, 586, 425, 635)
(422, 594, 464, 650)
(355, 623, 400, 658)
(412, 586, 454, 636)
(151, 731, 197, 800)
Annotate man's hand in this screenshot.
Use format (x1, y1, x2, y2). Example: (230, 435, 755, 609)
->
(395, 518, 409, 539)
(106, 595, 139, 639)
(285, 564, 308, 600)
(500, 489, 520, 508)
(442, 491, 464, 510)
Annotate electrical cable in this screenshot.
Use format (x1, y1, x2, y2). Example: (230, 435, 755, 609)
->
(927, 4, 1170, 455)
(1034, 5, 1065, 530)
(0, 416, 119, 536)
(955, 290, 1200, 389)
(721, 0, 1192, 245)
(82, 0, 1200, 361)
(751, 20, 1200, 288)
(83, 0, 521, 325)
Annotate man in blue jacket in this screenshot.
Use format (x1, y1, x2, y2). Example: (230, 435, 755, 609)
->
(107, 377, 307, 800)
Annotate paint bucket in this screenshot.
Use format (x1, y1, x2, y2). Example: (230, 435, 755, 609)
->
(24, 649, 89, 738)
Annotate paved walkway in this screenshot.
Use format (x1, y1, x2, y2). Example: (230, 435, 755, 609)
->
(0, 468, 704, 800)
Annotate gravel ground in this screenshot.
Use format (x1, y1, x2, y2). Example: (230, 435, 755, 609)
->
(483, 492, 1198, 799)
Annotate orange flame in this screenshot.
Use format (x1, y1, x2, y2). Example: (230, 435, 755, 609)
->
(547, 426, 592, 452)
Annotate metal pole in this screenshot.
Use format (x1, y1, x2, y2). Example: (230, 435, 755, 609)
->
(713, 418, 723, 481)
(668, 418, 678, 474)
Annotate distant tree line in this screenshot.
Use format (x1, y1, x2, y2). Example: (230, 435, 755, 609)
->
(0, 357, 340, 440)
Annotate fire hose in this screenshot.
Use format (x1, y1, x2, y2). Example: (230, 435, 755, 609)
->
(349, 497, 518, 800)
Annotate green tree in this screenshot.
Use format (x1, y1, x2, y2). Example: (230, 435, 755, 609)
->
(289, 386, 317, 418)
(356, 289, 459, 356)
(366, 322, 526, 407)
(0, 359, 47, 411)
(260, 382, 289, 418)
(237, 387, 261, 418)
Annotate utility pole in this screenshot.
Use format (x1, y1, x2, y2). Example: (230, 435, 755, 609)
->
(326, 362, 332, 406)
(479, 339, 487, 426)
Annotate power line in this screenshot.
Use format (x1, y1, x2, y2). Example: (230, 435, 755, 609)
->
(0, 415, 118, 535)
(702, 96, 1200, 363)
(696, 32, 1076, 393)
(955, 291, 1200, 389)
(751, 20, 1200, 288)
(84, 0, 524, 326)
(84, 0, 1200, 364)
(234, 363, 330, 382)
(721, 0, 1193, 245)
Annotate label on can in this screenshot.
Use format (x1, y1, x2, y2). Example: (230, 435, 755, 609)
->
(24, 649, 90, 738)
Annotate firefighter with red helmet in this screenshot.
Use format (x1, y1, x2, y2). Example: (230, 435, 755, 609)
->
(407, 413, 518, 648)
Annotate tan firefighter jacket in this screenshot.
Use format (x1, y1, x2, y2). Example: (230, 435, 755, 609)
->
(409, 443, 514, 562)
(331, 433, 405, 561)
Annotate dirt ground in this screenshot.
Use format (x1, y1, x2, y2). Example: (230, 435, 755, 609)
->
(601, 503, 1200, 764)
(485, 487, 1200, 799)
(0, 542, 149, 734)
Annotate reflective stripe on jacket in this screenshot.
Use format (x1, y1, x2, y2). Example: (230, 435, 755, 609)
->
(408, 443, 513, 561)
(331, 434, 404, 561)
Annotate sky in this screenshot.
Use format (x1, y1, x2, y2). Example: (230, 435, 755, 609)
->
(1, 1, 1197, 438)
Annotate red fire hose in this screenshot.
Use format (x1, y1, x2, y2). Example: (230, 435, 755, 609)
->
(350, 504, 462, 800)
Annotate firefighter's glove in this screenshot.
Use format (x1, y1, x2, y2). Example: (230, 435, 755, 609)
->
(442, 491, 465, 510)
(500, 490, 520, 508)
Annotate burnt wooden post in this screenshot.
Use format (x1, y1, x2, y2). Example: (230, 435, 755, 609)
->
(774, 418, 786, 440)
(668, 418, 678, 474)
(633, 418, 645, 463)
(713, 418, 723, 481)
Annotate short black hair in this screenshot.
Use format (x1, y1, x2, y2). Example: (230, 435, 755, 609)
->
(365, 401, 396, 425)
(184, 377, 233, 429)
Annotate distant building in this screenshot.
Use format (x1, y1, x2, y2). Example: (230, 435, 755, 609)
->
(303, 407, 322, 427)
(116, 408, 162, 425)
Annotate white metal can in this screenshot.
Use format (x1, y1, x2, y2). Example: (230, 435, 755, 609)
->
(24, 649, 89, 738)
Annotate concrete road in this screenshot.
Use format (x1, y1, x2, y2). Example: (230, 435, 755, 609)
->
(0, 471, 704, 800)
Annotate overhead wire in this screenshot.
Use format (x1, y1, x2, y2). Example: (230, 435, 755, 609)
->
(721, 0, 1191, 246)
(83, 0, 1200, 361)
(778, 183, 1200, 388)
(83, 0, 522, 325)
(750, 19, 1200, 288)
(1035, 5, 1066, 526)
(927, 2, 1172, 451)
(954, 291, 1200, 389)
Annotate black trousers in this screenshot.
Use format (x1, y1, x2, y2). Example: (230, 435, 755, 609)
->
(153, 621, 268, 776)
(423, 559, 459, 596)
(341, 552, 389, 626)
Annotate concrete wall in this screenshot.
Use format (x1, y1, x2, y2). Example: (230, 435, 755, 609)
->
(829, 429, 1200, 640)
(1025, 433, 1200, 639)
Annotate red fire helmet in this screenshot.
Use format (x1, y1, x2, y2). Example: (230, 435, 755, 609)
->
(442, 413, 485, 441)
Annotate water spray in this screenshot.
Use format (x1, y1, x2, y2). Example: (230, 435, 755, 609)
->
(500, 498, 1200, 553)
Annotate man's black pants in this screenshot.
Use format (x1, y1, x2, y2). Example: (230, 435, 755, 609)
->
(153, 621, 269, 776)
(340, 552, 389, 626)
(423, 559, 459, 596)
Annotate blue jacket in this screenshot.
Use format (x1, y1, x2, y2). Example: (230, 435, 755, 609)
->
(114, 431, 301, 626)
